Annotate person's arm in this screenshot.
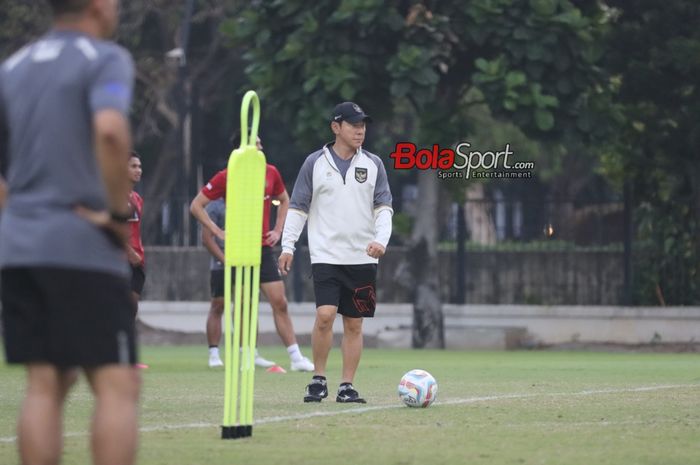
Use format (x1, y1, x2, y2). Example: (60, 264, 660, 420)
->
(125, 194, 144, 266)
(278, 155, 315, 274)
(202, 222, 225, 264)
(366, 209, 392, 258)
(0, 71, 8, 209)
(190, 191, 224, 241)
(0, 178, 6, 210)
(125, 243, 142, 266)
(95, 110, 131, 217)
(367, 157, 394, 259)
(265, 189, 289, 247)
(75, 47, 135, 243)
(92, 47, 134, 218)
(278, 209, 306, 275)
(74, 108, 132, 244)
(0, 120, 6, 208)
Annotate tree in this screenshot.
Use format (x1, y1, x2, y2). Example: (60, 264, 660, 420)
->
(601, 0, 700, 304)
(226, 0, 609, 346)
(0, 2, 48, 59)
(119, 1, 251, 245)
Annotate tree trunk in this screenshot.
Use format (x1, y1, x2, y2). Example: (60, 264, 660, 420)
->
(410, 170, 445, 349)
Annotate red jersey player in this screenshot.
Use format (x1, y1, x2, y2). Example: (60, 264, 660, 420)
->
(190, 134, 313, 372)
(127, 152, 148, 369)
(126, 152, 145, 301)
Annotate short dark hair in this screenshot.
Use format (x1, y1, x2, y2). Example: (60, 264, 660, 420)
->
(229, 130, 261, 148)
(129, 151, 140, 160)
(48, 0, 90, 15)
(229, 130, 241, 148)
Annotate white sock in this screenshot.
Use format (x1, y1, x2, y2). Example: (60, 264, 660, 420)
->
(209, 347, 220, 358)
(287, 343, 303, 362)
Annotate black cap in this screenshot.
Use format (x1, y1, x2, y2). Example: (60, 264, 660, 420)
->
(331, 102, 372, 124)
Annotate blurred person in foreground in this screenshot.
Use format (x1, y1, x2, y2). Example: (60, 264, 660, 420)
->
(0, 1, 140, 464)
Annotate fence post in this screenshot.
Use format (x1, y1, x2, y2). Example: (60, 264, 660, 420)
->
(455, 203, 466, 304)
(623, 181, 633, 305)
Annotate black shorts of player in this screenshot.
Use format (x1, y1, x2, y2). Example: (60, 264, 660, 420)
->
(210, 246, 282, 298)
(1, 267, 138, 367)
(130, 265, 145, 295)
(311, 263, 377, 318)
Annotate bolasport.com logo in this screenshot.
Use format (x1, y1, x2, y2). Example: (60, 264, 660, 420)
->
(389, 142, 535, 180)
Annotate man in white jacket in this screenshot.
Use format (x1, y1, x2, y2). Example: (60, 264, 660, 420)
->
(278, 102, 393, 403)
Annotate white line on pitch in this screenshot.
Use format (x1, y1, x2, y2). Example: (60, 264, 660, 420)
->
(0, 383, 697, 444)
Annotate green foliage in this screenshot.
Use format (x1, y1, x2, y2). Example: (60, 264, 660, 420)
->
(601, 0, 700, 304)
(221, 1, 401, 145)
(224, 0, 609, 149)
(0, 3, 49, 59)
(390, 211, 413, 244)
(467, 0, 610, 139)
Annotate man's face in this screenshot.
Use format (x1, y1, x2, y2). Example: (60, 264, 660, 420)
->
(333, 121, 366, 150)
(128, 156, 142, 183)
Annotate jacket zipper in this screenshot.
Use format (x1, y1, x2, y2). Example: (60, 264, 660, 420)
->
(325, 148, 358, 185)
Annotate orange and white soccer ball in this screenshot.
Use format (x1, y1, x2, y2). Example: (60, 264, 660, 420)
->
(398, 369, 438, 408)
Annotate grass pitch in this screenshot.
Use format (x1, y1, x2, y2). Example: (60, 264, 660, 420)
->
(1, 347, 699, 465)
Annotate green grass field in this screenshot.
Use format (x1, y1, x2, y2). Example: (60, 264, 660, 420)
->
(1, 346, 699, 465)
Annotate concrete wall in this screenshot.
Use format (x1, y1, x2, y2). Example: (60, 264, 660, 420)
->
(141, 246, 624, 305)
(138, 302, 700, 349)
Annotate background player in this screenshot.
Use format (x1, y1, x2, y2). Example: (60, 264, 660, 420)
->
(126, 152, 145, 304)
(191, 134, 314, 372)
(126, 151, 148, 370)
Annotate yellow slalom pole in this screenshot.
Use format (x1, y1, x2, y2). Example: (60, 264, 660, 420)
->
(239, 265, 251, 428)
(221, 90, 266, 440)
(222, 263, 233, 427)
(229, 269, 244, 426)
(246, 264, 262, 427)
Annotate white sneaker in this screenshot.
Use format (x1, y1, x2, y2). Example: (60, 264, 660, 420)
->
(208, 354, 224, 368)
(290, 356, 314, 372)
(254, 354, 276, 368)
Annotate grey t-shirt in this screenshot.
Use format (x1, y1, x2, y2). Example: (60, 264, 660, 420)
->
(328, 145, 352, 180)
(0, 30, 134, 276)
(205, 199, 226, 271)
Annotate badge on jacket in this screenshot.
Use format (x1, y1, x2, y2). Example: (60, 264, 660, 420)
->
(355, 167, 368, 183)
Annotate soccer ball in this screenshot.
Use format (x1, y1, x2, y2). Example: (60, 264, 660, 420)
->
(398, 369, 438, 408)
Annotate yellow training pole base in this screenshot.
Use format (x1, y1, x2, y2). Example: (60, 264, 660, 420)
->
(221, 425, 252, 439)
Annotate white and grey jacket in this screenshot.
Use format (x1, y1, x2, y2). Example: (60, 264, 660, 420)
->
(282, 144, 393, 264)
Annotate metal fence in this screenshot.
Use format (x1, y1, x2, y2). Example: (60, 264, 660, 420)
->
(435, 197, 625, 305)
(142, 193, 628, 305)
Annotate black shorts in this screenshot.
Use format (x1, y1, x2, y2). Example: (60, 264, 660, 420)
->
(311, 263, 377, 318)
(130, 265, 145, 295)
(210, 246, 281, 298)
(1, 267, 138, 367)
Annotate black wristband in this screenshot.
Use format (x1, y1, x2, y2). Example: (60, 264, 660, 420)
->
(110, 211, 131, 223)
